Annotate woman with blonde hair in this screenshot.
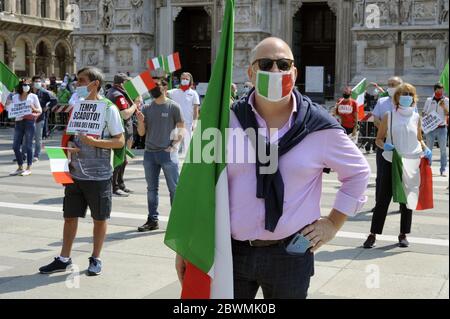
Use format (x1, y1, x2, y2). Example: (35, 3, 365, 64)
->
(363, 83, 432, 248)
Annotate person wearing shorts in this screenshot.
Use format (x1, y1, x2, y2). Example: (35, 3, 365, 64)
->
(39, 67, 125, 276)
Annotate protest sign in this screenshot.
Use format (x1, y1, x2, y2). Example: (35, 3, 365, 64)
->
(8, 101, 32, 119)
(66, 100, 107, 137)
(422, 111, 444, 135)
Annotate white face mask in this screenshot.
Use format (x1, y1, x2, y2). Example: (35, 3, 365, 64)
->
(22, 85, 31, 93)
(387, 87, 397, 98)
(181, 79, 190, 86)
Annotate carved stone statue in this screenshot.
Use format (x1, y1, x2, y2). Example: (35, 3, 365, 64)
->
(100, 0, 115, 31)
(131, 0, 144, 29)
(389, 0, 399, 24)
(353, 0, 363, 26)
(400, 0, 413, 25)
(439, 0, 449, 23)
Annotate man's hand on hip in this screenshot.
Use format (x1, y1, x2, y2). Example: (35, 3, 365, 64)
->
(301, 217, 339, 253)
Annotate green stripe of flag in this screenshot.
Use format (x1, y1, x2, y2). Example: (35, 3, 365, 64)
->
(0, 60, 19, 91)
(46, 147, 68, 160)
(123, 81, 139, 101)
(392, 149, 408, 204)
(257, 72, 270, 98)
(351, 78, 366, 98)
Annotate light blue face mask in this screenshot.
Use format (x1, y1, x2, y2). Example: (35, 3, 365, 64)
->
(399, 95, 414, 108)
(76, 82, 93, 100)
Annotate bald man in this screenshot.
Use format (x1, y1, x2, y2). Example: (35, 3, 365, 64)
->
(176, 37, 371, 299)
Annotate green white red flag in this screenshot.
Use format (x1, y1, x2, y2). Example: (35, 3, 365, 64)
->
(45, 147, 74, 185)
(0, 60, 19, 114)
(351, 78, 367, 121)
(392, 150, 434, 210)
(164, 0, 235, 299)
(123, 70, 156, 101)
(148, 52, 182, 74)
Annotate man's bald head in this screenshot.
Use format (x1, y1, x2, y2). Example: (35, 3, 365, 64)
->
(250, 37, 294, 64)
(388, 76, 403, 87)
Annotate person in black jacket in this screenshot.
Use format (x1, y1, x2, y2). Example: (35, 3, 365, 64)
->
(31, 76, 58, 161)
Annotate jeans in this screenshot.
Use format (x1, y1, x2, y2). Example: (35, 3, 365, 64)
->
(143, 150, 179, 221)
(13, 120, 35, 167)
(426, 126, 448, 174)
(112, 161, 127, 192)
(33, 120, 44, 159)
(232, 240, 314, 299)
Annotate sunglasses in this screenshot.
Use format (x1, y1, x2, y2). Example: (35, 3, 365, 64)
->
(252, 58, 294, 72)
(401, 92, 414, 96)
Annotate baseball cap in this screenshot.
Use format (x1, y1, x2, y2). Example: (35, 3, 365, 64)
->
(114, 73, 130, 84)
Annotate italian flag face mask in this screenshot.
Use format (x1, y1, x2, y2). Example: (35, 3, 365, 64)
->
(256, 70, 294, 102)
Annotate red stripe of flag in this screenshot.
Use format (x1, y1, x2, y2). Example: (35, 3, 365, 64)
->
(181, 262, 211, 299)
(416, 158, 434, 210)
(0, 103, 4, 114)
(173, 52, 182, 71)
(52, 172, 74, 184)
(358, 105, 365, 121)
(140, 71, 156, 90)
(282, 74, 293, 97)
(147, 59, 156, 71)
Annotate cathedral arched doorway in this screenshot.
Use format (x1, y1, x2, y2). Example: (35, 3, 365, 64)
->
(174, 7, 212, 84)
(293, 2, 337, 99)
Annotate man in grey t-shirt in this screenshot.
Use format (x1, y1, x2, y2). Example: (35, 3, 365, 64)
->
(136, 78, 185, 232)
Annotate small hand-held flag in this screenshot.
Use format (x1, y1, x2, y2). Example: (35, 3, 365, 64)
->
(440, 60, 449, 95)
(45, 147, 74, 185)
(0, 61, 19, 114)
(351, 78, 367, 121)
(123, 70, 156, 101)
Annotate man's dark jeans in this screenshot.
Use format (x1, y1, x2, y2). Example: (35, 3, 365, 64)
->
(232, 240, 314, 299)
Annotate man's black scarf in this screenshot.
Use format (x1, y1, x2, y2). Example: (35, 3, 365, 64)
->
(232, 88, 343, 232)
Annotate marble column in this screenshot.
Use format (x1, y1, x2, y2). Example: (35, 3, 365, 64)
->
(29, 51, 36, 76)
(333, 0, 352, 97)
(10, 49, 16, 73)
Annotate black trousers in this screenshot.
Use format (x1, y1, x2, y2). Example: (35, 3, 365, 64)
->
(232, 240, 314, 299)
(371, 154, 413, 235)
(112, 160, 127, 192)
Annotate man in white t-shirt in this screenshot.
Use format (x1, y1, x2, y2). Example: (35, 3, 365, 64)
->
(423, 82, 449, 176)
(167, 72, 200, 157)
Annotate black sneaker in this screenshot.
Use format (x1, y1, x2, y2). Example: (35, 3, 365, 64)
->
(398, 234, 409, 248)
(39, 257, 72, 274)
(121, 187, 134, 194)
(138, 220, 159, 232)
(113, 189, 129, 197)
(363, 234, 376, 249)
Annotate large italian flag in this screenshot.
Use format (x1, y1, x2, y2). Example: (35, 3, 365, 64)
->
(0, 61, 19, 114)
(392, 150, 433, 210)
(351, 78, 367, 121)
(164, 0, 235, 299)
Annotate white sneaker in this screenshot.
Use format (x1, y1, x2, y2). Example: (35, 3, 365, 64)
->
(20, 170, 32, 176)
(33, 157, 39, 163)
(9, 169, 24, 176)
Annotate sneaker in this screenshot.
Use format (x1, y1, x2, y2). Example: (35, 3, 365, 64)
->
(87, 257, 102, 276)
(138, 220, 159, 232)
(363, 234, 376, 249)
(440, 172, 447, 177)
(20, 170, 32, 176)
(39, 257, 72, 274)
(113, 189, 129, 197)
(33, 157, 39, 163)
(9, 168, 24, 176)
(398, 234, 409, 248)
(121, 187, 134, 194)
